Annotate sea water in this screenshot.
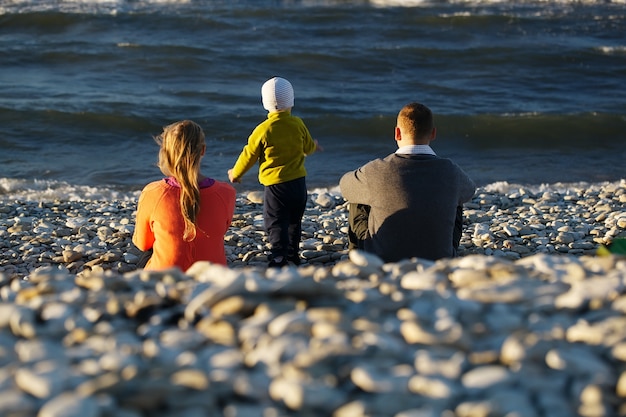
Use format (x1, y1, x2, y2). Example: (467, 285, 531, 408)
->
(1, 0, 625, 201)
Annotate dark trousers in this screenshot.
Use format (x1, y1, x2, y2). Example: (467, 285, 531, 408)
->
(348, 203, 370, 250)
(264, 177, 307, 259)
(452, 205, 463, 251)
(347, 204, 464, 252)
(136, 248, 153, 268)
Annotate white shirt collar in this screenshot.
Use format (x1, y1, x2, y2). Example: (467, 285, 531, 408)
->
(395, 144, 436, 156)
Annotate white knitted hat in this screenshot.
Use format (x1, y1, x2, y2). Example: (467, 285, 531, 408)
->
(261, 77, 294, 111)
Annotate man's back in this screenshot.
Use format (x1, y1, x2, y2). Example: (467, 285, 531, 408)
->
(340, 153, 475, 262)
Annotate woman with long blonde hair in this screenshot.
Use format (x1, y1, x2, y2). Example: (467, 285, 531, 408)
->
(133, 120, 236, 270)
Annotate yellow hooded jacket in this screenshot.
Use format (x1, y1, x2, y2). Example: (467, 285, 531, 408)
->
(230, 111, 317, 186)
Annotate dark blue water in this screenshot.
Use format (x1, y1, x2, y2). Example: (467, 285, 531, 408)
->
(1, 0, 625, 197)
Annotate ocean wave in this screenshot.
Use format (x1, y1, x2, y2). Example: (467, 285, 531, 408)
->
(306, 112, 626, 149)
(1, 0, 623, 190)
(0, 178, 140, 202)
(482, 179, 626, 195)
(1, 109, 625, 190)
(597, 45, 626, 55)
(2, 177, 625, 203)
(369, 0, 624, 5)
(1, 0, 622, 16)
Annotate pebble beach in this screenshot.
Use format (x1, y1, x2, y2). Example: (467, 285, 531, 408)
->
(1, 180, 626, 417)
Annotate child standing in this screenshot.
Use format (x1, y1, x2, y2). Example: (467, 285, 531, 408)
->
(228, 77, 321, 267)
(134, 120, 236, 271)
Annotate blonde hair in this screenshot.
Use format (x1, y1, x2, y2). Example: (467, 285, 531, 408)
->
(156, 120, 205, 241)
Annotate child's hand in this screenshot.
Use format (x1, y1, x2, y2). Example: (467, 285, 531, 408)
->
(314, 140, 324, 152)
(227, 169, 241, 183)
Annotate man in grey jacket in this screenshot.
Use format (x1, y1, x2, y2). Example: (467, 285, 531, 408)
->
(339, 102, 476, 262)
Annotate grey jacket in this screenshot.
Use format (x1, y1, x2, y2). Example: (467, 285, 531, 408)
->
(340, 153, 476, 262)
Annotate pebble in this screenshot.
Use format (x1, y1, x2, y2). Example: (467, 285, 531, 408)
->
(0, 180, 624, 416)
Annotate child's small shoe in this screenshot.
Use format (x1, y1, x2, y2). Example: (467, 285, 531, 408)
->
(268, 256, 287, 268)
(287, 254, 301, 266)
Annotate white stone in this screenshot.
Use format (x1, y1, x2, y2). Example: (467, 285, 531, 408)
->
(349, 249, 384, 268)
(314, 192, 335, 209)
(15, 362, 66, 399)
(461, 366, 512, 389)
(246, 191, 264, 204)
(407, 374, 456, 399)
(38, 392, 100, 417)
(617, 371, 626, 397)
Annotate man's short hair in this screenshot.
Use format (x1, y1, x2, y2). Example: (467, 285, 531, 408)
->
(397, 102, 434, 140)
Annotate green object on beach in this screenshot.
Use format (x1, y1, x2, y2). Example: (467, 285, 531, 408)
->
(597, 238, 626, 256)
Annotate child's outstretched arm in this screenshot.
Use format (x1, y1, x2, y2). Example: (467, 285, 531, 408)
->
(229, 128, 263, 182)
(306, 139, 323, 155)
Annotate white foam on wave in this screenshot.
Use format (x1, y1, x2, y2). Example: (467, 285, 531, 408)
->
(307, 180, 626, 199)
(2, 0, 619, 14)
(369, 0, 616, 6)
(310, 185, 342, 197)
(1, 178, 624, 204)
(370, 0, 431, 7)
(0, 178, 139, 203)
(0, 0, 192, 15)
(596, 45, 626, 55)
(481, 179, 626, 195)
(0, 177, 342, 204)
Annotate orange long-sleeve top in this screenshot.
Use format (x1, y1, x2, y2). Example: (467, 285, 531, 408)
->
(133, 178, 236, 271)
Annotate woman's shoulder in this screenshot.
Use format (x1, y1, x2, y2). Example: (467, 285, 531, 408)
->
(137, 179, 175, 209)
(140, 179, 169, 194)
(200, 181, 237, 212)
(201, 179, 236, 196)
(214, 179, 236, 190)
